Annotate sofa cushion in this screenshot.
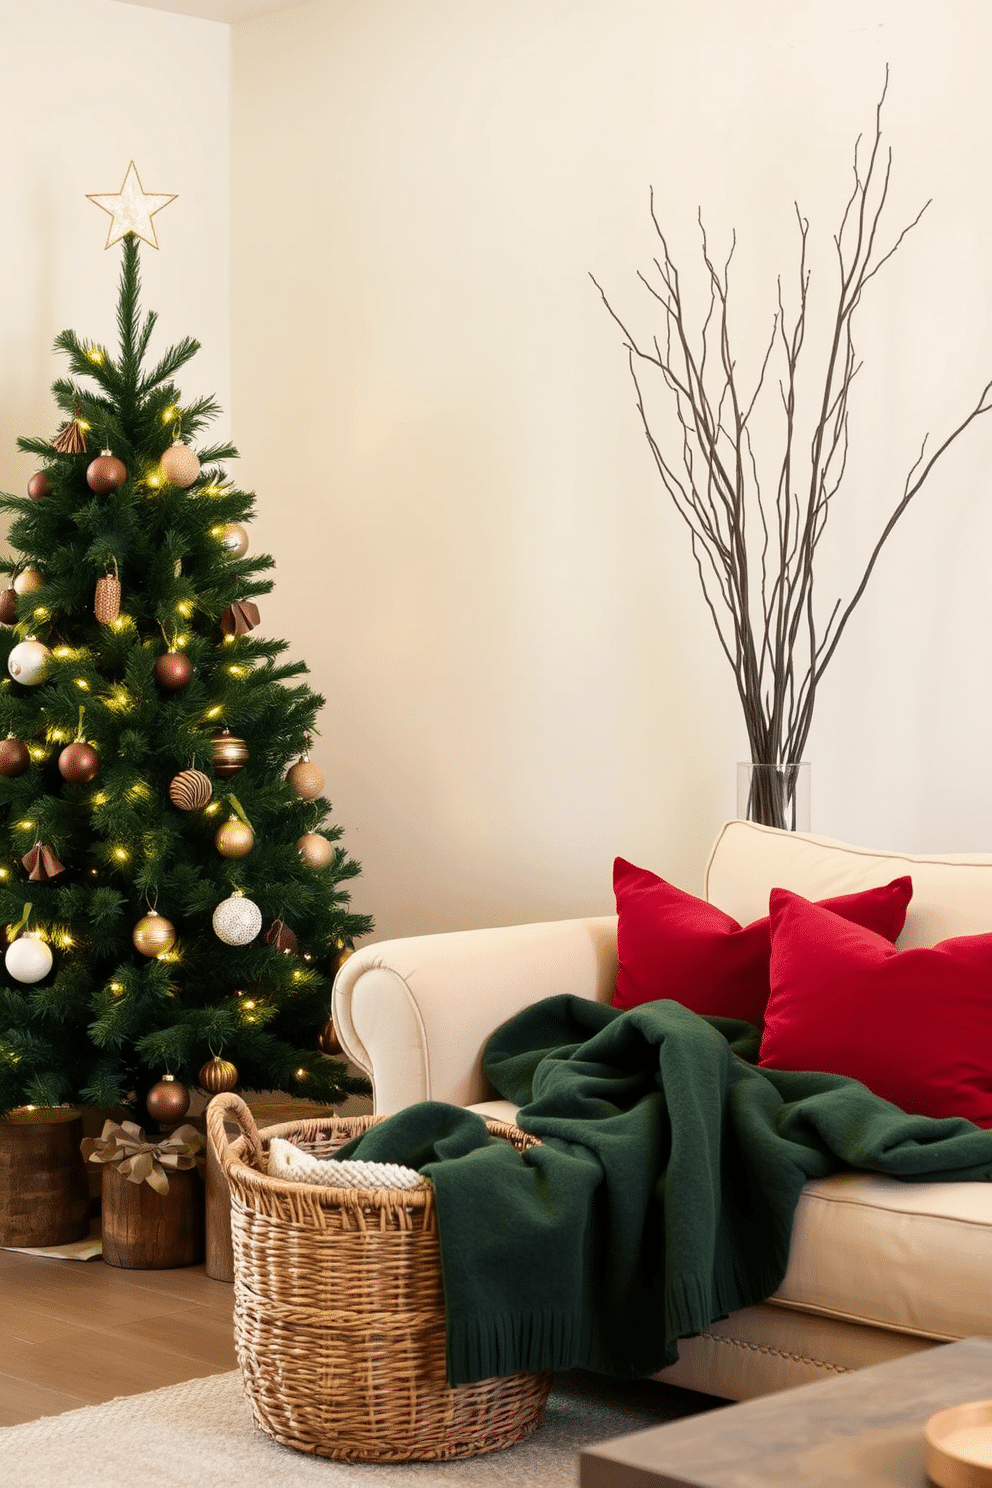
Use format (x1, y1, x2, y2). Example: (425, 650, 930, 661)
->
(468, 1101, 992, 1345)
(705, 820, 992, 947)
(761, 889, 992, 1127)
(771, 1172, 992, 1342)
(612, 856, 911, 1026)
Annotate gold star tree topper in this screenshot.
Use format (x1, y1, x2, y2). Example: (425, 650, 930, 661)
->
(87, 162, 177, 249)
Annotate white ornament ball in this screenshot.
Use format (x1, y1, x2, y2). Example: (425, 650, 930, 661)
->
(212, 893, 263, 946)
(160, 443, 201, 489)
(5, 932, 53, 984)
(219, 523, 249, 558)
(7, 639, 51, 686)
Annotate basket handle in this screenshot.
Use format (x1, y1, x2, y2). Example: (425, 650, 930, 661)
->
(205, 1091, 264, 1177)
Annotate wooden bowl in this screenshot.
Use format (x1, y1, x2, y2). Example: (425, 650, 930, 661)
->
(925, 1400, 992, 1488)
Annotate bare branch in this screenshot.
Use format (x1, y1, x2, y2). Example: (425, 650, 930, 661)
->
(591, 72, 991, 823)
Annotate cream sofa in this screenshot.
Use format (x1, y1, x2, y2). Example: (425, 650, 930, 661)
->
(332, 821, 992, 1401)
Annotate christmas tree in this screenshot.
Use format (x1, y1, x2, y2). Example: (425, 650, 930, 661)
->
(0, 208, 372, 1125)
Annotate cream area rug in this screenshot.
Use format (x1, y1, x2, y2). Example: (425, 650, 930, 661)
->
(0, 1367, 717, 1488)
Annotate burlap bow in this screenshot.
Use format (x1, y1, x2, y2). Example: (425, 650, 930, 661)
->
(81, 1119, 204, 1194)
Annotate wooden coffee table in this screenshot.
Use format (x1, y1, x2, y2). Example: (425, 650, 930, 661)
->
(580, 1336, 992, 1486)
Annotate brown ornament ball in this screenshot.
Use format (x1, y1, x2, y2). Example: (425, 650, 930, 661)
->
(155, 651, 193, 690)
(27, 471, 52, 501)
(218, 523, 249, 557)
(146, 1075, 190, 1124)
(197, 1056, 239, 1095)
(86, 452, 127, 494)
(0, 587, 17, 625)
(287, 757, 325, 800)
(215, 818, 254, 859)
(13, 567, 44, 595)
(160, 443, 200, 488)
(264, 919, 298, 955)
(317, 1018, 342, 1055)
(296, 832, 334, 870)
(0, 738, 31, 777)
(133, 910, 177, 958)
(58, 741, 100, 784)
(211, 732, 249, 777)
(169, 769, 213, 811)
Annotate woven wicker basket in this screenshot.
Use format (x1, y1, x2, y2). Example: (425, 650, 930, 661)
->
(206, 1092, 552, 1462)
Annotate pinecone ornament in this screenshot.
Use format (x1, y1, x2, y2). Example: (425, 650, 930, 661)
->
(94, 572, 121, 624)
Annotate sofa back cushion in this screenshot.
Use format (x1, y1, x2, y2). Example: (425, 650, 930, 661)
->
(705, 820, 992, 948)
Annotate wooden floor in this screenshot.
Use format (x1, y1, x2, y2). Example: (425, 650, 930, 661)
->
(0, 1240, 237, 1428)
(0, 1091, 378, 1429)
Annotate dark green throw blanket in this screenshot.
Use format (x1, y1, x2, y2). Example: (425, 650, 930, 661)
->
(336, 995, 992, 1386)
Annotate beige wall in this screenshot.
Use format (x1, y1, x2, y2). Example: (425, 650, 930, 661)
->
(0, 0, 231, 499)
(230, 0, 992, 944)
(7, 1, 992, 949)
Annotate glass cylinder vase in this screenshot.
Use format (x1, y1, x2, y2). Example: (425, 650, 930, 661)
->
(737, 761, 811, 833)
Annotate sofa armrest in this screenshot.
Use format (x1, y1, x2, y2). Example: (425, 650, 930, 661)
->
(332, 915, 619, 1114)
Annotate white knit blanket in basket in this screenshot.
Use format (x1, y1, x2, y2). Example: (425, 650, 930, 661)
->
(267, 1136, 430, 1191)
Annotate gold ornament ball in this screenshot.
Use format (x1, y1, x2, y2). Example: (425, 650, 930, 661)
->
(332, 944, 355, 977)
(317, 1018, 341, 1056)
(0, 738, 30, 778)
(296, 832, 334, 870)
(287, 758, 325, 800)
(146, 1075, 190, 1124)
(13, 567, 44, 595)
(27, 471, 52, 501)
(155, 651, 193, 690)
(169, 769, 213, 811)
(58, 741, 100, 784)
(211, 732, 249, 777)
(160, 443, 200, 488)
(86, 452, 127, 494)
(0, 587, 17, 625)
(215, 818, 254, 859)
(133, 910, 177, 958)
(198, 1056, 239, 1094)
(219, 523, 249, 557)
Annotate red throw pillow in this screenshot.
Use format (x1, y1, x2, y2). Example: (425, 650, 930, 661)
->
(612, 858, 912, 1027)
(761, 888, 992, 1127)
